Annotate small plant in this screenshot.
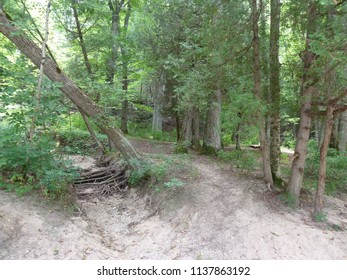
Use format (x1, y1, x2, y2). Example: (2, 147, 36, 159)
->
(164, 178, 184, 188)
(279, 192, 297, 208)
(174, 141, 191, 154)
(314, 212, 327, 223)
(218, 149, 257, 171)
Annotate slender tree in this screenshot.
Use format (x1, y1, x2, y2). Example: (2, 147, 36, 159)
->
(269, 0, 281, 182)
(288, 1, 317, 205)
(0, 6, 143, 168)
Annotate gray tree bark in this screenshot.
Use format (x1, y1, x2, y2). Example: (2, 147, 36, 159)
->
(288, 1, 317, 205)
(202, 88, 222, 154)
(253, 0, 274, 187)
(269, 0, 281, 181)
(0, 7, 142, 167)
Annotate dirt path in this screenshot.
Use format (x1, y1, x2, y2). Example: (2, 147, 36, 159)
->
(1, 155, 346, 260)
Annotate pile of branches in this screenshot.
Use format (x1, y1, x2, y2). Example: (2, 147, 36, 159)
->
(73, 159, 129, 199)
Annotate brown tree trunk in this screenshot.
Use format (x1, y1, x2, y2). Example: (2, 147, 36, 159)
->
(120, 3, 131, 134)
(71, 0, 106, 153)
(313, 104, 334, 217)
(202, 88, 222, 154)
(269, 0, 281, 181)
(191, 107, 201, 150)
(0, 7, 142, 167)
(288, 1, 317, 205)
(152, 72, 165, 131)
(339, 110, 347, 152)
(180, 108, 193, 144)
(253, 0, 274, 187)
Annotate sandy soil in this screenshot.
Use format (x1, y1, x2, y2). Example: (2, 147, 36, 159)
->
(1, 152, 346, 260)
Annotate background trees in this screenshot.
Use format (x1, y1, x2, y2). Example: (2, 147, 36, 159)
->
(0, 0, 346, 216)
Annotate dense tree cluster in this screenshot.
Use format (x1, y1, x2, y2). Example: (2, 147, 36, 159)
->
(0, 0, 346, 216)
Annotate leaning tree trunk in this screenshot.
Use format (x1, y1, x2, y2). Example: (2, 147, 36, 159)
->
(253, 0, 274, 188)
(202, 88, 222, 154)
(288, 1, 317, 205)
(269, 0, 281, 182)
(0, 7, 142, 167)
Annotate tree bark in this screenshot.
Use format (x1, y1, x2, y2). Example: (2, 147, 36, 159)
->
(152, 72, 165, 131)
(253, 0, 274, 187)
(191, 107, 201, 150)
(120, 2, 131, 134)
(313, 104, 334, 217)
(28, 0, 51, 141)
(0, 7, 142, 167)
(288, 1, 317, 205)
(202, 88, 222, 154)
(71, 0, 106, 154)
(339, 109, 347, 152)
(269, 0, 281, 181)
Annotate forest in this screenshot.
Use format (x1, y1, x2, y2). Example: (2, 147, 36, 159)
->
(0, 0, 347, 260)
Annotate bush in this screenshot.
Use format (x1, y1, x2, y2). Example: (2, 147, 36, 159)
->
(218, 149, 257, 171)
(0, 126, 78, 198)
(54, 129, 108, 155)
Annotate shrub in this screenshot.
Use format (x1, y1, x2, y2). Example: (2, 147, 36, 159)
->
(0, 126, 78, 198)
(218, 149, 257, 171)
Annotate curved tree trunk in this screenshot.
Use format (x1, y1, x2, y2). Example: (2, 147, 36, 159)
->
(0, 7, 142, 167)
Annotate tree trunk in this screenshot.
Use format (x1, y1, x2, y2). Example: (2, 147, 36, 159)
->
(191, 107, 201, 150)
(28, 0, 51, 141)
(313, 104, 334, 217)
(288, 1, 317, 205)
(253, 0, 274, 187)
(152, 72, 165, 131)
(339, 110, 347, 152)
(269, 0, 281, 181)
(180, 108, 193, 144)
(71, 0, 106, 153)
(234, 112, 242, 150)
(202, 88, 222, 154)
(120, 3, 131, 134)
(0, 7, 142, 167)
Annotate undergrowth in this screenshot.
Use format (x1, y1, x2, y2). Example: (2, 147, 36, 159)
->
(0, 126, 78, 199)
(217, 149, 257, 171)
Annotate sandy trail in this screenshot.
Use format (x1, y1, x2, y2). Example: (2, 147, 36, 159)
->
(1, 154, 346, 259)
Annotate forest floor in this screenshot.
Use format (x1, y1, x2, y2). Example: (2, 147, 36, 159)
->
(1, 138, 347, 260)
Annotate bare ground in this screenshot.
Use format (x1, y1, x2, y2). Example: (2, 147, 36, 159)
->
(1, 146, 347, 260)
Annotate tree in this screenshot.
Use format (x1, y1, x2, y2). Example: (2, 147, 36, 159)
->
(0, 5, 142, 168)
(253, 0, 274, 187)
(269, 0, 281, 182)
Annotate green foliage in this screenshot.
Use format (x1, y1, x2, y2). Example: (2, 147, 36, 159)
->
(163, 178, 184, 189)
(128, 122, 176, 142)
(314, 212, 327, 223)
(305, 141, 347, 194)
(174, 141, 190, 154)
(54, 129, 107, 155)
(0, 126, 78, 198)
(218, 149, 257, 171)
(279, 192, 297, 209)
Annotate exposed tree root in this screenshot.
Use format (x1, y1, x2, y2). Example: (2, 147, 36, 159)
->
(73, 159, 129, 199)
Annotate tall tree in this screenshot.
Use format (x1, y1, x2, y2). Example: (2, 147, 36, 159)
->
(287, 1, 317, 205)
(253, 0, 274, 187)
(269, 0, 281, 182)
(0, 5, 142, 168)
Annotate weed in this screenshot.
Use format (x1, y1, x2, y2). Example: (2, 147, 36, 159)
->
(279, 192, 297, 208)
(314, 212, 327, 223)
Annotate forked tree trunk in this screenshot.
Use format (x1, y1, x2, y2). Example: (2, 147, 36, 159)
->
(253, 0, 273, 187)
(288, 1, 317, 205)
(0, 7, 142, 167)
(269, 0, 281, 181)
(202, 88, 222, 154)
(313, 104, 334, 217)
